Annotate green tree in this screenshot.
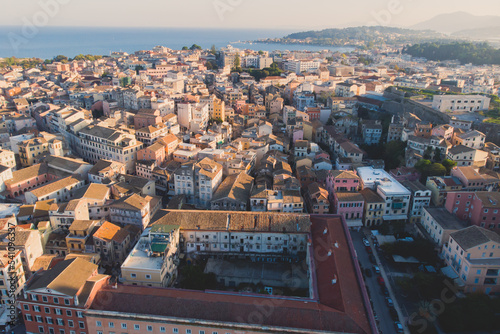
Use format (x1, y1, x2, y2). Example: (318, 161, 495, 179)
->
(210, 45, 217, 55)
(442, 159, 457, 174)
(135, 65, 144, 74)
(54, 55, 68, 63)
(190, 44, 202, 50)
(423, 147, 433, 160)
(182, 46, 189, 50)
(427, 163, 446, 177)
(433, 147, 442, 162)
(233, 54, 241, 71)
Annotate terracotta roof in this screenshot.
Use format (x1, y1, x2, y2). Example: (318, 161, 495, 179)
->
(451, 225, 500, 250)
(93, 221, 129, 243)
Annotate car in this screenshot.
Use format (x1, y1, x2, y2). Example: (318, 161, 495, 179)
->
(394, 321, 403, 333)
(363, 238, 370, 247)
(390, 308, 399, 320)
(369, 254, 376, 264)
(373, 265, 380, 274)
(386, 297, 394, 307)
(365, 245, 373, 253)
(365, 268, 372, 277)
(382, 286, 389, 296)
(377, 276, 385, 286)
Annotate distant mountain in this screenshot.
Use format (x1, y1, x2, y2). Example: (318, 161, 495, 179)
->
(452, 26, 500, 40)
(411, 12, 500, 34)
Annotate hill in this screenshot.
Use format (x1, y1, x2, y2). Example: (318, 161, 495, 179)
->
(411, 12, 500, 34)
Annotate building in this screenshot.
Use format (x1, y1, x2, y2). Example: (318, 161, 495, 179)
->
(420, 207, 467, 247)
(24, 176, 86, 205)
(86, 213, 374, 334)
(0, 250, 25, 306)
(210, 172, 254, 211)
(401, 180, 431, 224)
(18, 137, 49, 167)
(445, 191, 500, 231)
(361, 121, 382, 145)
(19, 258, 109, 334)
(432, 95, 490, 112)
(452, 130, 486, 149)
(120, 225, 180, 287)
(304, 182, 330, 214)
(326, 170, 361, 194)
(76, 125, 143, 174)
(93, 221, 132, 265)
(49, 199, 90, 229)
(109, 193, 152, 230)
(0, 149, 16, 169)
(483, 142, 500, 170)
(447, 145, 482, 167)
(426, 176, 464, 206)
(360, 188, 385, 227)
(357, 167, 411, 222)
(333, 192, 365, 228)
(442, 226, 500, 294)
(450, 166, 489, 191)
(0, 229, 44, 276)
(88, 159, 126, 184)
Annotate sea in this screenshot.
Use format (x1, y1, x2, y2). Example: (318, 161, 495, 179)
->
(0, 26, 354, 59)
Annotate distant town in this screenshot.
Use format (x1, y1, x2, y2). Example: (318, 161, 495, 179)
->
(0, 42, 500, 334)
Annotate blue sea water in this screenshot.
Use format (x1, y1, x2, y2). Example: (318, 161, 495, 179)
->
(0, 26, 354, 59)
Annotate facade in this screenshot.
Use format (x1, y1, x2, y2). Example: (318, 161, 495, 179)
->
(426, 176, 463, 206)
(109, 194, 151, 230)
(420, 207, 467, 247)
(76, 125, 143, 174)
(401, 180, 431, 224)
(360, 188, 385, 227)
(442, 226, 500, 294)
(305, 182, 330, 214)
(432, 95, 490, 112)
(357, 167, 411, 222)
(452, 130, 486, 149)
(93, 221, 132, 265)
(19, 258, 109, 334)
(0, 250, 25, 306)
(24, 176, 86, 205)
(333, 192, 365, 228)
(445, 191, 500, 231)
(120, 225, 180, 287)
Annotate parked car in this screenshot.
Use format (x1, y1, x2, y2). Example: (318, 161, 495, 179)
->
(365, 245, 372, 253)
(373, 265, 380, 274)
(382, 286, 389, 296)
(365, 268, 372, 277)
(369, 254, 376, 264)
(386, 297, 394, 307)
(390, 308, 399, 320)
(394, 321, 403, 333)
(363, 238, 370, 247)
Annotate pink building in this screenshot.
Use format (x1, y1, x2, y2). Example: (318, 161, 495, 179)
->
(137, 142, 166, 166)
(326, 170, 361, 197)
(445, 191, 500, 231)
(293, 129, 304, 143)
(334, 192, 365, 228)
(4, 163, 58, 198)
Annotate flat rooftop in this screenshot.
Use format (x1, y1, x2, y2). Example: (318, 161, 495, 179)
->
(357, 167, 410, 195)
(424, 207, 468, 230)
(121, 229, 165, 271)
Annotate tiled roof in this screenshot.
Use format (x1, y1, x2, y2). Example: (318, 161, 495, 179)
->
(451, 225, 500, 250)
(211, 172, 254, 202)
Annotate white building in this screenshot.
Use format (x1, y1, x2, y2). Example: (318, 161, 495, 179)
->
(432, 95, 490, 112)
(357, 167, 411, 222)
(420, 207, 466, 247)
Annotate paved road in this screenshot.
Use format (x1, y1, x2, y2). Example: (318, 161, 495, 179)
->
(351, 230, 398, 334)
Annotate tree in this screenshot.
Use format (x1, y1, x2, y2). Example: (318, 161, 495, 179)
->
(427, 163, 446, 177)
(182, 46, 189, 50)
(433, 147, 442, 162)
(190, 44, 202, 50)
(233, 54, 241, 71)
(210, 45, 217, 55)
(415, 159, 431, 174)
(423, 146, 433, 160)
(442, 159, 457, 174)
(258, 50, 264, 55)
(135, 65, 144, 74)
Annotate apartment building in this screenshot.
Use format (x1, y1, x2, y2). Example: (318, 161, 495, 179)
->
(401, 180, 431, 224)
(357, 167, 411, 222)
(305, 182, 330, 214)
(109, 193, 152, 230)
(484, 142, 500, 170)
(360, 188, 385, 227)
(442, 226, 500, 294)
(326, 170, 361, 194)
(0, 149, 16, 169)
(333, 192, 364, 228)
(426, 176, 464, 206)
(19, 258, 109, 334)
(93, 221, 132, 265)
(120, 225, 180, 287)
(420, 207, 467, 247)
(65, 220, 100, 254)
(48, 199, 90, 229)
(445, 191, 500, 231)
(210, 172, 254, 211)
(24, 176, 86, 205)
(18, 137, 49, 167)
(432, 95, 490, 112)
(76, 125, 143, 174)
(135, 124, 169, 146)
(88, 159, 126, 184)
(1, 229, 44, 276)
(0, 250, 25, 306)
(452, 130, 486, 149)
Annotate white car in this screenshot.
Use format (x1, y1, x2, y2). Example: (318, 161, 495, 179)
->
(363, 238, 370, 247)
(373, 265, 380, 274)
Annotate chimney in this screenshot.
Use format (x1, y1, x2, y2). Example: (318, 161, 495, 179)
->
(323, 227, 328, 235)
(332, 275, 337, 285)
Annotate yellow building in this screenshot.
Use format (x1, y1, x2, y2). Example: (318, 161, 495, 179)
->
(18, 137, 49, 167)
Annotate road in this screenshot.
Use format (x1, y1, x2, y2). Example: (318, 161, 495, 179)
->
(351, 230, 399, 334)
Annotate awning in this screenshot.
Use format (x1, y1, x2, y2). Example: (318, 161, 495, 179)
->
(346, 219, 363, 228)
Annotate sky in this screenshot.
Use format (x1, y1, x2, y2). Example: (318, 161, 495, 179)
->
(1, 0, 499, 30)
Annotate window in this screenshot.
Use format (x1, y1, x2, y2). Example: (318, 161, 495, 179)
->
(53, 297, 59, 304)
(66, 310, 72, 317)
(64, 299, 70, 305)
(57, 319, 64, 326)
(68, 320, 74, 328)
(42, 296, 48, 302)
(78, 321, 85, 329)
(147, 325, 153, 332)
(159, 327, 166, 333)
(108, 322, 115, 328)
(134, 324, 140, 330)
(46, 317, 53, 324)
(173, 329, 179, 333)
(77, 311, 83, 318)
(45, 307, 50, 313)
(55, 309, 62, 315)
(34, 305, 41, 312)
(121, 323, 127, 329)
(186, 330, 192, 334)
(39, 326, 44, 333)
(35, 315, 43, 323)
(131, 273, 136, 278)
(96, 321, 102, 327)
(145, 274, 151, 279)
